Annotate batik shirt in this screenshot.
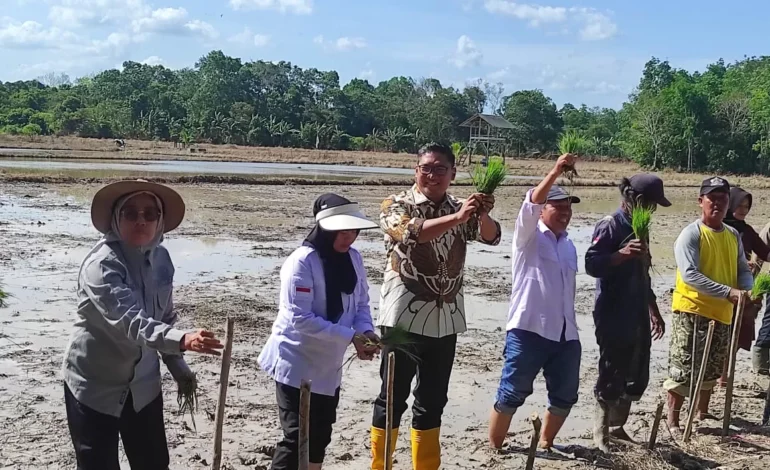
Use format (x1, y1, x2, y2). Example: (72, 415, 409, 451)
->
(377, 185, 501, 338)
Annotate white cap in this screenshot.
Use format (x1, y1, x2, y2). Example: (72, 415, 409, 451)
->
(315, 203, 379, 231)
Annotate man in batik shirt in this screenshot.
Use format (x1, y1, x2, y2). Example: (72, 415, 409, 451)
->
(369, 143, 501, 470)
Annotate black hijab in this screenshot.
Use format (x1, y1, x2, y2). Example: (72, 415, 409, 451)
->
(724, 187, 752, 234)
(303, 194, 358, 323)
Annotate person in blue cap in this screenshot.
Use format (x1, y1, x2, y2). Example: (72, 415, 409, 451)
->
(585, 174, 670, 451)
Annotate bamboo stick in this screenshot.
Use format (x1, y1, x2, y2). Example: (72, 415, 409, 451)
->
(525, 413, 542, 470)
(688, 315, 700, 420)
(648, 402, 664, 450)
(762, 377, 770, 426)
(723, 294, 745, 436)
(384, 352, 396, 470)
(299, 380, 312, 470)
(211, 318, 235, 470)
(683, 320, 716, 442)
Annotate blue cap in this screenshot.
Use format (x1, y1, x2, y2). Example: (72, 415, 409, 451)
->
(546, 185, 580, 204)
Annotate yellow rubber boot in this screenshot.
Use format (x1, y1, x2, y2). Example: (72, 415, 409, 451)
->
(370, 426, 399, 470)
(411, 428, 440, 470)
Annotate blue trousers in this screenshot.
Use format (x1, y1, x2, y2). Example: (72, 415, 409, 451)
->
(494, 328, 581, 417)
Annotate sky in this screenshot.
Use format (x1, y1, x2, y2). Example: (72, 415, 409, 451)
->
(2, 0, 769, 109)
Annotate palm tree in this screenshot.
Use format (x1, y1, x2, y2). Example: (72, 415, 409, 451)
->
(268, 117, 292, 147)
(330, 125, 351, 150)
(247, 114, 265, 146)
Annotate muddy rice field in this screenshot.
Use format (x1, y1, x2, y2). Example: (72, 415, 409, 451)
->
(3, 174, 770, 469)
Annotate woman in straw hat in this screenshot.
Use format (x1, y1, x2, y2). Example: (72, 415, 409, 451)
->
(62, 180, 223, 470)
(259, 193, 381, 470)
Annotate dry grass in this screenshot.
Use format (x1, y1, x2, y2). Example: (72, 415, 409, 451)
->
(5, 135, 770, 188)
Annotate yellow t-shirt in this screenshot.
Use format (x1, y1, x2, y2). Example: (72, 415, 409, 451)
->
(672, 221, 740, 324)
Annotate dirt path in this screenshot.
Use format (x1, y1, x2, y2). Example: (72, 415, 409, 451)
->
(1, 182, 770, 469)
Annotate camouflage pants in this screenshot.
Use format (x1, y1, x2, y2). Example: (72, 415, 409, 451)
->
(664, 311, 730, 396)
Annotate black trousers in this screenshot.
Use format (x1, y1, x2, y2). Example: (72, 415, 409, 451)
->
(372, 329, 457, 431)
(757, 295, 770, 348)
(594, 326, 651, 403)
(64, 384, 169, 470)
(271, 381, 340, 468)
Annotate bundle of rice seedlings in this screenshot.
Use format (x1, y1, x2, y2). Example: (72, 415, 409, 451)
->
(752, 273, 770, 300)
(631, 205, 653, 241)
(470, 158, 508, 195)
(177, 373, 199, 431)
(0, 287, 8, 308)
(558, 130, 588, 156)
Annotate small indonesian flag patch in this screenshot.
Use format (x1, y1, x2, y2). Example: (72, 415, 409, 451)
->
(592, 237, 600, 245)
(296, 286, 312, 294)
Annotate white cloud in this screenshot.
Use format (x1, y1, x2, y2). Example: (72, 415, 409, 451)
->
(488, 67, 509, 80)
(576, 8, 618, 41)
(483, 0, 617, 40)
(335, 36, 366, 50)
(229, 27, 270, 46)
(141, 55, 164, 66)
(48, 0, 152, 26)
(253, 34, 270, 46)
(359, 66, 375, 80)
(184, 19, 218, 39)
(450, 35, 482, 69)
(131, 7, 218, 39)
(484, 0, 566, 25)
(0, 17, 80, 49)
(229, 0, 312, 14)
(314, 35, 368, 51)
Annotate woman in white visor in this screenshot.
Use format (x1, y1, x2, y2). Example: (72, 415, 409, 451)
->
(259, 193, 381, 470)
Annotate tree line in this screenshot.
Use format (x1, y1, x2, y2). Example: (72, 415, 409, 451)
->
(3, 51, 770, 174)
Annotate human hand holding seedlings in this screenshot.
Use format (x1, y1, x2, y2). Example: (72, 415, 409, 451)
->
(727, 288, 750, 306)
(617, 239, 648, 260)
(182, 329, 224, 355)
(473, 194, 495, 216)
(455, 197, 480, 223)
(552, 153, 577, 176)
(352, 333, 378, 360)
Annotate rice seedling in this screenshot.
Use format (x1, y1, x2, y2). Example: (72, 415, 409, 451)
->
(0, 287, 8, 308)
(631, 205, 653, 241)
(558, 130, 587, 183)
(752, 273, 770, 300)
(470, 158, 508, 195)
(177, 373, 199, 431)
(558, 130, 589, 156)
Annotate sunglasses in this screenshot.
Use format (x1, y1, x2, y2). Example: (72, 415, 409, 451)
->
(417, 165, 451, 176)
(121, 207, 161, 222)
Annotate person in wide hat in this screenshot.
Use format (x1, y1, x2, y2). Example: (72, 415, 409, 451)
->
(62, 179, 223, 470)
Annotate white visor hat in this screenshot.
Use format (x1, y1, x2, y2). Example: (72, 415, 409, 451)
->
(316, 203, 379, 231)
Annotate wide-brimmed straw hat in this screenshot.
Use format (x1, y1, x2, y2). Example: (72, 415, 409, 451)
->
(316, 202, 378, 231)
(91, 179, 185, 234)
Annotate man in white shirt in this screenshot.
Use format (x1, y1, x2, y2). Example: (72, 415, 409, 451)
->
(488, 154, 581, 450)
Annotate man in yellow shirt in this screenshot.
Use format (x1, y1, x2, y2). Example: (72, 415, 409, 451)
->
(666, 176, 753, 432)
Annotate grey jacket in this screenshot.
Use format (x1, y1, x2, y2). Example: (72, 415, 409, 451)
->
(62, 233, 190, 417)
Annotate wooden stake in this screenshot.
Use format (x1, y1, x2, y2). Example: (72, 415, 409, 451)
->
(525, 413, 542, 470)
(762, 376, 770, 426)
(211, 317, 235, 470)
(384, 352, 396, 470)
(298, 380, 312, 470)
(683, 320, 716, 443)
(723, 294, 745, 437)
(688, 315, 700, 418)
(648, 402, 664, 450)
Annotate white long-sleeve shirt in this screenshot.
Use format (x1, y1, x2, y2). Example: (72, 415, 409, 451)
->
(258, 245, 375, 396)
(506, 190, 579, 342)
